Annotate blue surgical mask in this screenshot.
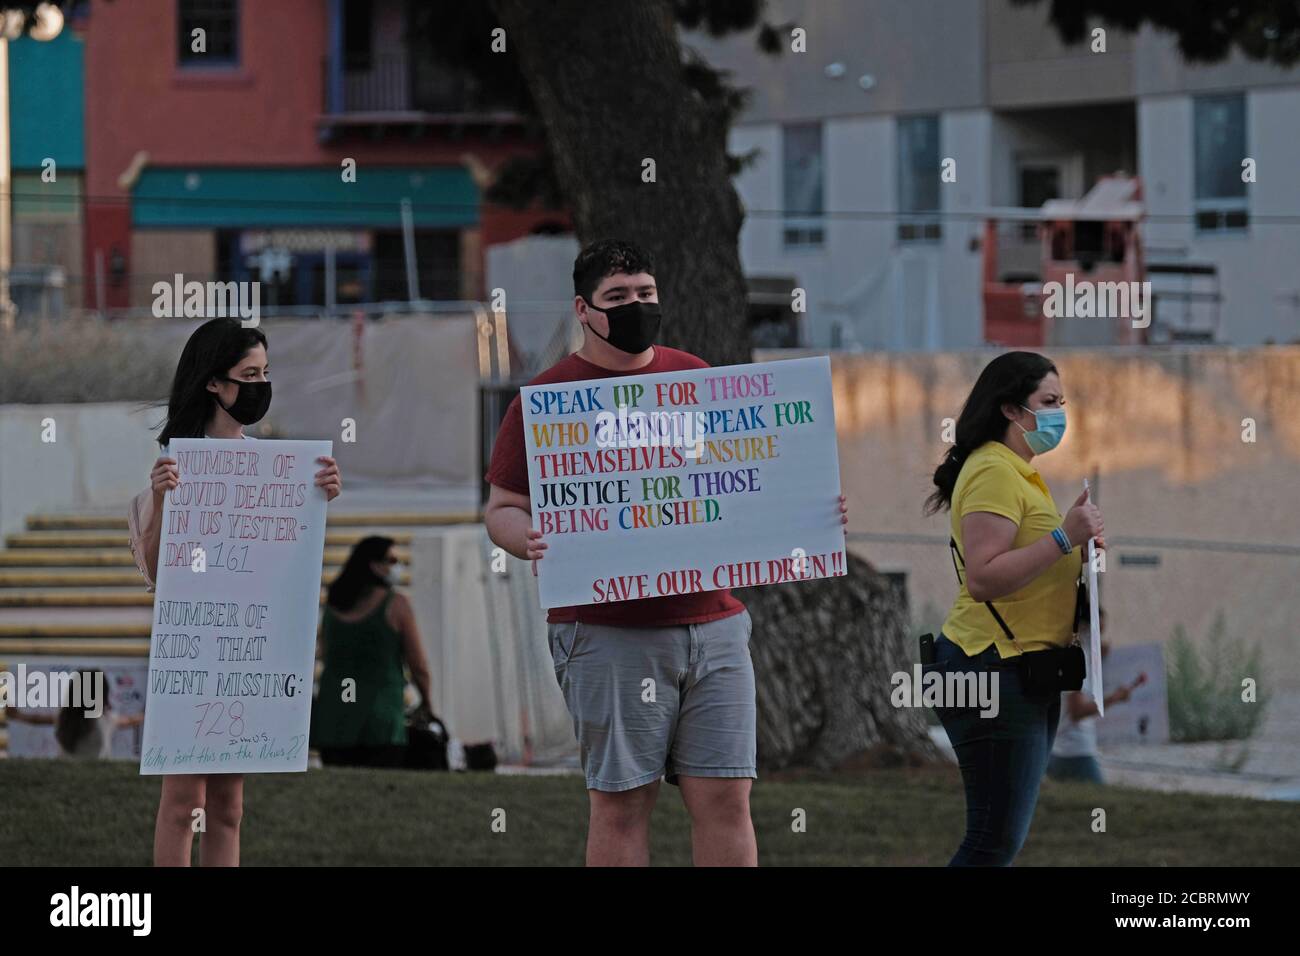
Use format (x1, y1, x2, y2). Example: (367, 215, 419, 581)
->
(1017, 404, 1066, 454)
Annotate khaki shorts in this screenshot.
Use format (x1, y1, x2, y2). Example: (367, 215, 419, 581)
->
(547, 609, 757, 792)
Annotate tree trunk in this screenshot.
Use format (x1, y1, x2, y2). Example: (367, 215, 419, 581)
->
(489, 0, 749, 365)
(746, 554, 940, 768)
(490, 0, 938, 766)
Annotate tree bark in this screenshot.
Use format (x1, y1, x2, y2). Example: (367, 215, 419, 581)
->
(490, 0, 938, 766)
(746, 554, 940, 768)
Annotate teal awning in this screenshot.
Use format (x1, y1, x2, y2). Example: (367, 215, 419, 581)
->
(132, 166, 479, 229)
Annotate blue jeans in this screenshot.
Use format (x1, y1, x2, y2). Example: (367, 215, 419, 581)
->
(930, 633, 1061, 866)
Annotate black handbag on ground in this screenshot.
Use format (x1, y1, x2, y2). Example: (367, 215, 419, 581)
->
(948, 537, 1086, 694)
(404, 708, 450, 770)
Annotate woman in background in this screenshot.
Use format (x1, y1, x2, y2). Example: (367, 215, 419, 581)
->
(1048, 611, 1142, 784)
(313, 535, 434, 768)
(128, 317, 342, 866)
(8, 669, 143, 758)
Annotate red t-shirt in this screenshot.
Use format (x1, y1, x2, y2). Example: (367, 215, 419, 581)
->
(485, 346, 747, 627)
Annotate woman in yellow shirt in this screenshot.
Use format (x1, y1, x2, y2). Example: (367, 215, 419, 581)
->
(923, 351, 1104, 866)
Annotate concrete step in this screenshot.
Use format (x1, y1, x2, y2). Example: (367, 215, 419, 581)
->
(0, 550, 140, 567)
(0, 589, 158, 607)
(25, 511, 481, 531)
(0, 546, 412, 567)
(0, 570, 157, 587)
(0, 638, 151, 657)
(0, 570, 409, 588)
(0, 621, 153, 638)
(0, 580, 408, 607)
(5, 529, 435, 548)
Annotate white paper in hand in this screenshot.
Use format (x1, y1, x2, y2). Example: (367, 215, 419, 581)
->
(1083, 479, 1103, 717)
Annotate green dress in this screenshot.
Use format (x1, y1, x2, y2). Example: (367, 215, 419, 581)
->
(312, 590, 408, 748)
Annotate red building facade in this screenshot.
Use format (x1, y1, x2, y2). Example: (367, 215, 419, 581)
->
(82, 0, 563, 312)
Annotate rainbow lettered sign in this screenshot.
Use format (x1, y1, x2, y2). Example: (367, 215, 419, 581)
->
(520, 355, 846, 609)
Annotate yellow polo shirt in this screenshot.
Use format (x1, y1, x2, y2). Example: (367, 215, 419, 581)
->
(941, 441, 1082, 658)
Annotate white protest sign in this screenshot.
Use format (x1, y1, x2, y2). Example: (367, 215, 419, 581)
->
(519, 355, 846, 609)
(140, 438, 331, 774)
(1084, 479, 1103, 716)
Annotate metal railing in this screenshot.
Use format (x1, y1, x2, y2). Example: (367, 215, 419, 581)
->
(321, 53, 482, 115)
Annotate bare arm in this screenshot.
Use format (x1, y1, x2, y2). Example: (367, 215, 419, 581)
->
(1067, 683, 1133, 720)
(483, 484, 547, 565)
(136, 457, 179, 585)
(961, 511, 1067, 603)
(141, 495, 164, 584)
(6, 707, 56, 725)
(390, 593, 434, 712)
(961, 487, 1105, 603)
(1065, 690, 1095, 721)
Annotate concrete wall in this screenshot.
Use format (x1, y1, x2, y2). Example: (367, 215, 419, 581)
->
(0, 403, 159, 537)
(688, 0, 1300, 116)
(683, 0, 985, 122)
(985, 0, 1135, 108)
(1133, 23, 1300, 96)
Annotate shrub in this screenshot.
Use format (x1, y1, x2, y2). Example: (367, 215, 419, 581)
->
(1166, 612, 1268, 743)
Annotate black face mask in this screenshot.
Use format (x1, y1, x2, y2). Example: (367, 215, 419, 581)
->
(216, 378, 272, 425)
(583, 297, 661, 354)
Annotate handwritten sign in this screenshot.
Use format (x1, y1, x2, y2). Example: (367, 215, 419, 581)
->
(139, 438, 331, 775)
(520, 355, 846, 609)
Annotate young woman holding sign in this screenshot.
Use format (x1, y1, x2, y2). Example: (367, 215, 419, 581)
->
(923, 351, 1104, 866)
(127, 318, 342, 866)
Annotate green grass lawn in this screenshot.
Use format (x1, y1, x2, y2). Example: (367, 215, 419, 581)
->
(1, 759, 1294, 866)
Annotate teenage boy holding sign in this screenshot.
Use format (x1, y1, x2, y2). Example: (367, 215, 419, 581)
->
(484, 239, 847, 866)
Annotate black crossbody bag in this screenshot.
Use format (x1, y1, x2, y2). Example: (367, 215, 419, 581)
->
(948, 537, 1086, 694)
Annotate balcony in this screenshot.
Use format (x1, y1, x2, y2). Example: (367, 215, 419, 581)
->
(317, 53, 521, 142)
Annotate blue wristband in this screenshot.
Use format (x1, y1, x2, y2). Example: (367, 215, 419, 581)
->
(1051, 527, 1072, 554)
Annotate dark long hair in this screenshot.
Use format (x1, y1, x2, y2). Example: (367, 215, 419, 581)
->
(924, 351, 1058, 515)
(157, 318, 269, 446)
(326, 536, 395, 612)
(54, 669, 107, 754)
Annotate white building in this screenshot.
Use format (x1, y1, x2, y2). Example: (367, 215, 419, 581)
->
(686, 0, 1300, 349)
